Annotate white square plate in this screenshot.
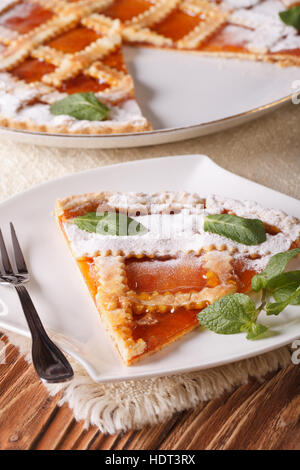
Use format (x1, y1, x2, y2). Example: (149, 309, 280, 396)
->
(0, 154, 299, 383)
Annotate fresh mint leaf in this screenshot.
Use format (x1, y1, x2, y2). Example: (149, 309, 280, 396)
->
(96, 212, 148, 236)
(72, 211, 148, 236)
(269, 271, 300, 305)
(72, 212, 107, 233)
(197, 293, 257, 335)
(50, 92, 110, 121)
(203, 214, 266, 246)
(273, 286, 300, 305)
(279, 6, 300, 30)
(266, 286, 300, 316)
(245, 322, 269, 340)
(266, 271, 300, 303)
(251, 248, 300, 292)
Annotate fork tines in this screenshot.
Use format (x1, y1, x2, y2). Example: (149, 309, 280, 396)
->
(0, 224, 28, 276)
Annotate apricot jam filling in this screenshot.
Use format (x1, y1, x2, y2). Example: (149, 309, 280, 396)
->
(102, 47, 127, 73)
(0, 1, 53, 34)
(46, 26, 102, 54)
(59, 74, 110, 94)
(150, 8, 200, 42)
(232, 259, 257, 293)
(125, 255, 219, 294)
(77, 257, 98, 299)
(264, 223, 281, 235)
(62, 205, 119, 221)
(132, 307, 200, 354)
(103, 0, 154, 22)
(11, 58, 55, 83)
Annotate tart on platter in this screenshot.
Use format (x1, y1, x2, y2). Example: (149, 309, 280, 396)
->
(55, 191, 300, 365)
(0, 0, 300, 135)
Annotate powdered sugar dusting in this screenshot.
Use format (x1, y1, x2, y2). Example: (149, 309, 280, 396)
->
(63, 194, 300, 272)
(223, 0, 300, 53)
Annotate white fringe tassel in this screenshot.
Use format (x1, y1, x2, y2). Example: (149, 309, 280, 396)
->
(4, 330, 291, 435)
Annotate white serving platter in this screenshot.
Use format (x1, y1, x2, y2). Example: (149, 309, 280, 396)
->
(0, 154, 299, 383)
(0, 47, 298, 148)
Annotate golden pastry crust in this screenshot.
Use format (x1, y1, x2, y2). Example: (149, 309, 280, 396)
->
(55, 190, 300, 365)
(0, 114, 152, 134)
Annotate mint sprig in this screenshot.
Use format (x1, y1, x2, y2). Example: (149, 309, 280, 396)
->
(198, 248, 300, 340)
(50, 92, 110, 121)
(279, 6, 300, 30)
(266, 286, 300, 316)
(204, 214, 266, 246)
(245, 322, 269, 340)
(197, 293, 269, 339)
(266, 271, 300, 298)
(251, 248, 300, 291)
(72, 211, 148, 236)
(197, 293, 257, 335)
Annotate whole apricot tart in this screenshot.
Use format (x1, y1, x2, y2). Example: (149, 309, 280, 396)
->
(0, 1, 299, 134)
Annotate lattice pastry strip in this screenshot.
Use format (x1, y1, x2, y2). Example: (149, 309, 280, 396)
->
(30, 14, 123, 81)
(177, 9, 228, 49)
(127, 0, 182, 28)
(122, 0, 229, 49)
(42, 25, 121, 87)
(122, 25, 174, 48)
(0, 13, 80, 70)
(94, 255, 148, 364)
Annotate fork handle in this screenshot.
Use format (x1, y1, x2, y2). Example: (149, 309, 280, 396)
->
(15, 285, 73, 383)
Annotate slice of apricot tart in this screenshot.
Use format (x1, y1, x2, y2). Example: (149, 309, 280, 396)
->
(55, 191, 300, 365)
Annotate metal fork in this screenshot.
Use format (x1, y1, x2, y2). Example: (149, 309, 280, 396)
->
(0, 223, 73, 383)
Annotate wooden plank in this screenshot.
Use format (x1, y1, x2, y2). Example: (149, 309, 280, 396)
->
(66, 426, 99, 450)
(159, 379, 263, 450)
(113, 415, 182, 450)
(159, 400, 226, 450)
(207, 365, 300, 450)
(0, 336, 298, 450)
(0, 353, 61, 449)
(88, 432, 124, 450)
(56, 418, 92, 450)
(165, 366, 299, 450)
(274, 395, 300, 450)
(33, 404, 77, 450)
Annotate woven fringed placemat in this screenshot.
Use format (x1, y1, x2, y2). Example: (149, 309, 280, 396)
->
(4, 329, 291, 434)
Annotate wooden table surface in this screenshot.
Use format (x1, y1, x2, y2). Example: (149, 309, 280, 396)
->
(0, 333, 299, 450)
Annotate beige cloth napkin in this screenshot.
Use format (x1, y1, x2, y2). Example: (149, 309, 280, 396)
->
(0, 102, 299, 433)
